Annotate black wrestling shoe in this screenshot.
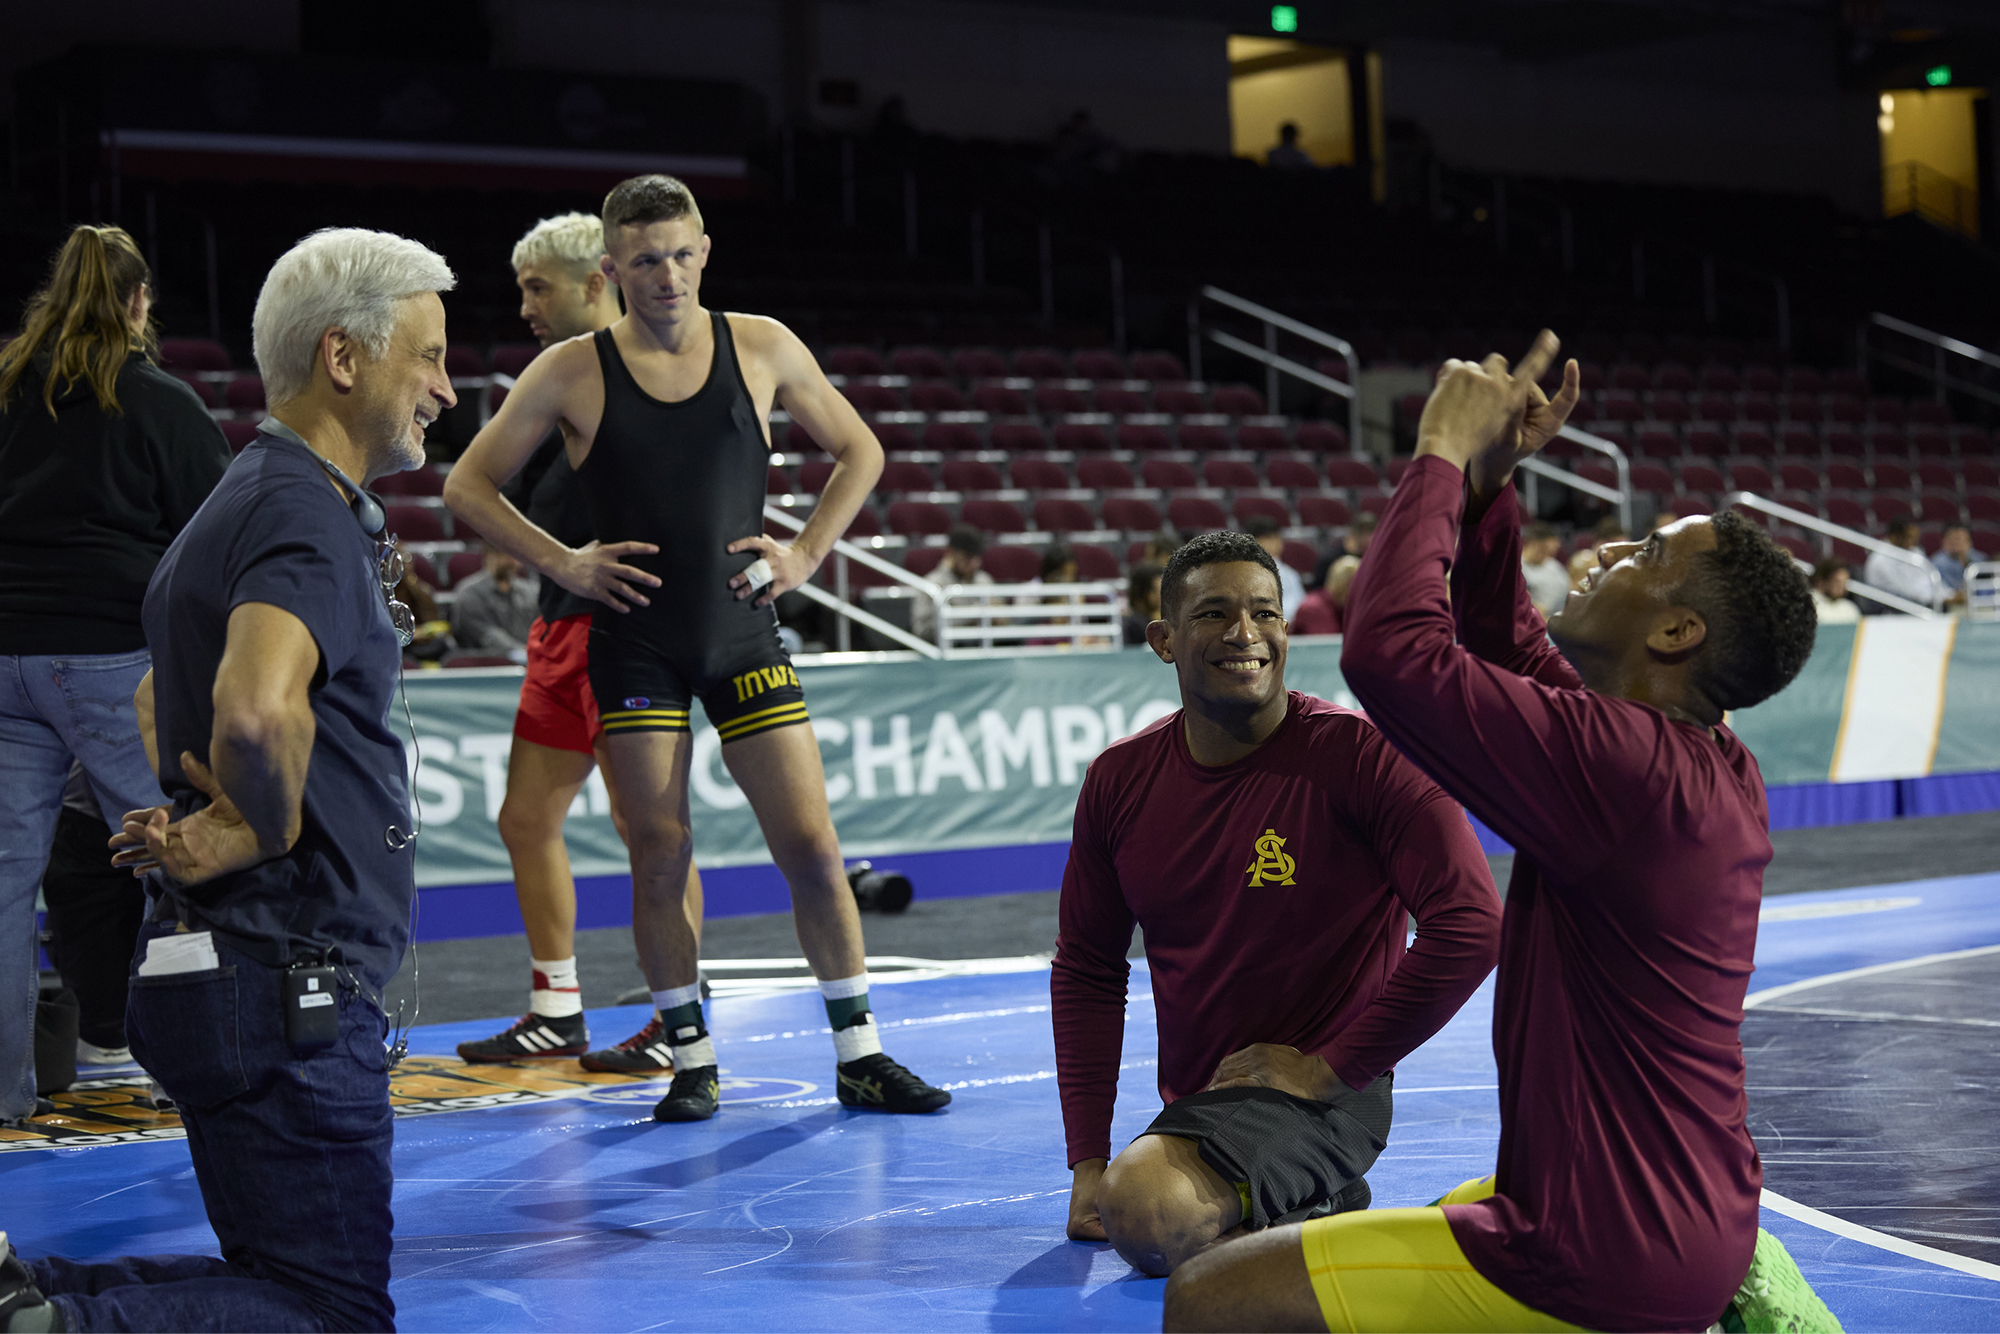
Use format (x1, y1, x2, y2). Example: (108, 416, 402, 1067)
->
(836, 1053, 952, 1113)
(0, 1231, 51, 1329)
(652, 1065, 720, 1122)
(456, 1012, 589, 1063)
(579, 1016, 677, 1074)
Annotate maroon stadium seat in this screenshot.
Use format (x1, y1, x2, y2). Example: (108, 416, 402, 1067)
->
(1295, 422, 1348, 452)
(1632, 426, 1678, 457)
(924, 421, 984, 452)
(1780, 394, 1823, 424)
(874, 422, 918, 452)
(1872, 460, 1912, 490)
(1117, 422, 1172, 452)
(799, 460, 835, 493)
(1610, 363, 1650, 392)
(376, 467, 446, 498)
(1653, 362, 1697, 392)
(1233, 494, 1290, 526)
(1153, 384, 1208, 415)
(1919, 491, 1963, 524)
(990, 422, 1050, 452)
(1033, 497, 1095, 532)
(1774, 533, 1814, 560)
(445, 550, 485, 587)
(173, 374, 221, 408)
(1867, 396, 1906, 425)
(905, 547, 946, 578)
(1035, 384, 1090, 414)
(1054, 422, 1111, 451)
(1096, 385, 1150, 414)
(1869, 495, 1912, 525)
(909, 381, 967, 412)
(960, 498, 1027, 533)
(1953, 425, 1993, 455)
(385, 504, 447, 542)
(1578, 462, 1618, 491)
(1326, 458, 1380, 489)
(767, 465, 792, 495)
(1731, 425, 1775, 457)
(1967, 491, 2000, 522)
(1824, 394, 1866, 425)
(1073, 543, 1120, 581)
(942, 459, 1005, 491)
(1130, 351, 1186, 381)
(845, 506, 885, 539)
(1743, 366, 1783, 394)
(1280, 540, 1318, 574)
(1964, 459, 2000, 488)
(1074, 349, 1127, 380)
(1168, 494, 1229, 530)
(1737, 394, 1779, 424)
(1629, 464, 1675, 496)
(1264, 456, 1321, 489)
(221, 419, 259, 453)
(1102, 495, 1163, 531)
(1599, 391, 1644, 424)
(1142, 459, 1199, 489)
(953, 349, 1009, 379)
(1698, 365, 1740, 393)
(889, 347, 949, 379)
(1076, 456, 1136, 489)
(1239, 422, 1291, 451)
(879, 460, 938, 492)
(1825, 462, 1867, 491)
(843, 383, 904, 413)
(224, 376, 265, 413)
(445, 347, 487, 378)
(1177, 423, 1232, 451)
(1296, 493, 1351, 527)
(404, 552, 439, 589)
(825, 346, 883, 376)
(1680, 462, 1727, 494)
(1211, 385, 1264, 416)
(1914, 458, 1957, 490)
(977, 546, 1039, 582)
(972, 383, 1030, 415)
(1684, 425, 1727, 457)
(1013, 348, 1069, 379)
(1823, 430, 1865, 458)
(1011, 457, 1071, 490)
(1204, 458, 1261, 488)
(157, 338, 231, 372)
(491, 344, 539, 377)
(1729, 462, 1773, 493)
(887, 501, 953, 536)
(1776, 425, 1819, 456)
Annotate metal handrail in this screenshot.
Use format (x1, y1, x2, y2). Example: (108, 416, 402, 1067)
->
(762, 504, 944, 657)
(937, 583, 1122, 657)
(1865, 313, 2000, 411)
(1968, 561, 2000, 621)
(1724, 491, 1944, 615)
(1517, 425, 1634, 535)
(1193, 286, 1361, 452)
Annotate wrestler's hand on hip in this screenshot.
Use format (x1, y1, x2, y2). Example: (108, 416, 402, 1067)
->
(556, 540, 661, 612)
(1067, 1158, 1110, 1242)
(726, 534, 814, 608)
(1205, 1043, 1354, 1105)
(109, 752, 272, 886)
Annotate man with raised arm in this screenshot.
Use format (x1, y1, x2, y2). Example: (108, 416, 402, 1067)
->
(443, 175, 947, 1122)
(1053, 530, 1500, 1278)
(1163, 336, 1840, 1333)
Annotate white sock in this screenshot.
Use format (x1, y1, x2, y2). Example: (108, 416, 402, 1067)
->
(818, 973, 870, 1002)
(530, 956, 582, 1018)
(831, 1012, 883, 1063)
(669, 1034, 717, 1068)
(650, 983, 701, 1014)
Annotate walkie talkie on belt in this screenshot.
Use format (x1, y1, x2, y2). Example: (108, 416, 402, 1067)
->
(283, 962, 340, 1054)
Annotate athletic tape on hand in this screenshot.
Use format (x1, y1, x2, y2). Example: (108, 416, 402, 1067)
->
(743, 557, 774, 590)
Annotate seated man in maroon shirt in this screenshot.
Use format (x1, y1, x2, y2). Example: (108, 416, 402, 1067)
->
(1163, 337, 1839, 1333)
(1052, 531, 1501, 1278)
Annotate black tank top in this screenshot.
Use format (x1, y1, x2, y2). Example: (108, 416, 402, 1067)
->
(576, 314, 774, 649)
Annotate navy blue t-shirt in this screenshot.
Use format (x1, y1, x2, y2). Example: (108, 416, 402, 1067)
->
(141, 431, 414, 992)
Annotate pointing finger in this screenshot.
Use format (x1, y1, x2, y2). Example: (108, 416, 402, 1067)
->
(1511, 329, 1560, 391)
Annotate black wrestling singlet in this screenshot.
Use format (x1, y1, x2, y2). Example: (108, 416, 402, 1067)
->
(575, 313, 778, 678)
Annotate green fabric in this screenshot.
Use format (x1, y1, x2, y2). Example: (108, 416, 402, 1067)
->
(658, 1000, 704, 1042)
(825, 993, 872, 1031)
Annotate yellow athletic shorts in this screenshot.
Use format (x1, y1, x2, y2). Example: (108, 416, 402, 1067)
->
(1299, 1175, 1585, 1333)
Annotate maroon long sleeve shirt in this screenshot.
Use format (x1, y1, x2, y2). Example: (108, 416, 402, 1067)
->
(1341, 456, 1767, 1332)
(1051, 690, 1500, 1168)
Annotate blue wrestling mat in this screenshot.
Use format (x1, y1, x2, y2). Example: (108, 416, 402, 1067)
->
(7, 875, 2000, 1332)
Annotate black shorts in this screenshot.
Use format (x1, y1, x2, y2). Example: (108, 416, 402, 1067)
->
(588, 628, 809, 744)
(1139, 1073, 1394, 1229)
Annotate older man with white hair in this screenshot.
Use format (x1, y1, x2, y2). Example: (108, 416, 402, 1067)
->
(0, 229, 457, 1333)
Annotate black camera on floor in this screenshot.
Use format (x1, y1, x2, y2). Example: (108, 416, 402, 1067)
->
(845, 860, 913, 914)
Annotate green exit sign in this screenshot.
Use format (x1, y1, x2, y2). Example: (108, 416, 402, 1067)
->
(1271, 5, 1298, 33)
(1926, 64, 1953, 86)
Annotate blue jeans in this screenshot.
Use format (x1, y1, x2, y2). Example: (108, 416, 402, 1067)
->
(0, 651, 165, 1121)
(29, 923, 398, 1332)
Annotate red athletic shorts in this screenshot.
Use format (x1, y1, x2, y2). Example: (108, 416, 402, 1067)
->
(513, 614, 601, 754)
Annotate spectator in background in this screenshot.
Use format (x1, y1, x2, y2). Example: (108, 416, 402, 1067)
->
(450, 544, 539, 654)
(1143, 533, 1180, 567)
(1863, 517, 1942, 611)
(1123, 562, 1163, 647)
(1932, 523, 1988, 609)
(39, 766, 147, 1069)
(1266, 122, 1314, 170)
(1810, 558, 1859, 625)
(913, 524, 993, 643)
(0, 223, 231, 1124)
(1342, 512, 1379, 559)
(1520, 521, 1569, 615)
(1245, 515, 1306, 618)
(393, 539, 449, 660)
(1293, 555, 1361, 636)
(1041, 543, 1080, 586)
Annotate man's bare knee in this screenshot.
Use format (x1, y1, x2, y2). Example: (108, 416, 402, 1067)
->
(495, 792, 560, 854)
(628, 818, 693, 882)
(1099, 1147, 1215, 1277)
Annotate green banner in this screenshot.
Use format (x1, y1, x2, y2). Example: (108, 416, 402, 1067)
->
(401, 625, 2000, 888)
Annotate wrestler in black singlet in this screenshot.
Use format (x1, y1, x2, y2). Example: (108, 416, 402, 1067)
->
(575, 313, 808, 743)
(503, 432, 597, 625)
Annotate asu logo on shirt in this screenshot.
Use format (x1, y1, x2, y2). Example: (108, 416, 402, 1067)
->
(1244, 828, 1297, 887)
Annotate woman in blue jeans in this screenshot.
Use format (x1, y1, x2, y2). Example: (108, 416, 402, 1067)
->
(0, 224, 231, 1124)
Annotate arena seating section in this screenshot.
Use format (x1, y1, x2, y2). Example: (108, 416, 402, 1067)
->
(157, 326, 1999, 610)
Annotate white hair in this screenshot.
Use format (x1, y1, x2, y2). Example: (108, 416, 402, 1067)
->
(511, 212, 606, 280)
(252, 228, 457, 406)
